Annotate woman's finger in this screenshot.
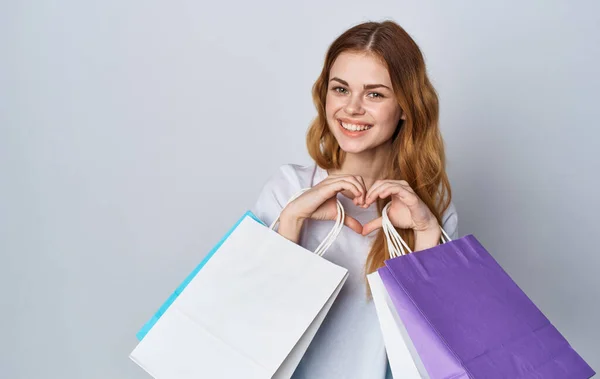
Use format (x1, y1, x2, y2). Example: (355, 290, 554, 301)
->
(365, 179, 388, 205)
(344, 215, 364, 234)
(328, 176, 367, 204)
(354, 175, 367, 204)
(397, 180, 415, 194)
(377, 184, 420, 207)
(323, 175, 365, 192)
(366, 181, 399, 205)
(362, 217, 382, 236)
(321, 179, 363, 201)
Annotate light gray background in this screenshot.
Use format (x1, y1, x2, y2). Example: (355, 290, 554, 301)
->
(2, 1, 598, 378)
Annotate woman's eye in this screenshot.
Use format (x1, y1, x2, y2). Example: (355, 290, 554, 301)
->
(331, 87, 383, 98)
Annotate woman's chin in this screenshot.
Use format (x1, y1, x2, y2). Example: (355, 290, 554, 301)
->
(338, 137, 394, 155)
(337, 141, 371, 154)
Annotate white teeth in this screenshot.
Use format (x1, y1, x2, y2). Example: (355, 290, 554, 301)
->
(341, 121, 372, 132)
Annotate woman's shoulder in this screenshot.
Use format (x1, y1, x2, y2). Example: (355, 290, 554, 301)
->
(264, 162, 321, 190)
(441, 199, 459, 239)
(250, 162, 321, 225)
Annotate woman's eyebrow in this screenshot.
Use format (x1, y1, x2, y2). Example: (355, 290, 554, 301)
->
(330, 77, 391, 90)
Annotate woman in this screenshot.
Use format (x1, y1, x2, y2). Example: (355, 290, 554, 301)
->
(252, 20, 458, 378)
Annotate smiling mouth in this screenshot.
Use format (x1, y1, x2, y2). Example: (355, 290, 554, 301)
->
(338, 119, 373, 133)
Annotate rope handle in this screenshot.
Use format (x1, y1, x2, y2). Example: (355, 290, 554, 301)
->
(269, 188, 345, 257)
(381, 202, 451, 258)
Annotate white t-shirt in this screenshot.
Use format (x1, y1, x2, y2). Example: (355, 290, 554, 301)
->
(251, 162, 459, 379)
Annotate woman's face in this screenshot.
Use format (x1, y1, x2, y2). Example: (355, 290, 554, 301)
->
(325, 51, 404, 154)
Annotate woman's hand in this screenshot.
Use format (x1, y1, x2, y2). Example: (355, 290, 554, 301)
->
(361, 179, 441, 251)
(278, 175, 367, 243)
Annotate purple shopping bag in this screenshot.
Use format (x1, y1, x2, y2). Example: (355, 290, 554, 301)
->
(380, 234, 595, 378)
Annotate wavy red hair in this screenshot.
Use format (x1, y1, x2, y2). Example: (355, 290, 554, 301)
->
(306, 20, 452, 281)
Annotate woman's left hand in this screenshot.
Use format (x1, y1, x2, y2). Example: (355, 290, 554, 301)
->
(361, 180, 441, 250)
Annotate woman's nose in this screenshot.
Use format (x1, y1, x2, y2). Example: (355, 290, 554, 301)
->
(344, 94, 365, 115)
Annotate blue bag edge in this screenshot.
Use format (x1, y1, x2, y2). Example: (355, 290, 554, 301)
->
(135, 210, 266, 341)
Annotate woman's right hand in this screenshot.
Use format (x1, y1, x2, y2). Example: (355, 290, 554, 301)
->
(278, 175, 367, 242)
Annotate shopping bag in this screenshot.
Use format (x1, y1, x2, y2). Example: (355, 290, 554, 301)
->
(135, 210, 265, 341)
(371, 203, 595, 379)
(129, 190, 349, 379)
(367, 269, 431, 378)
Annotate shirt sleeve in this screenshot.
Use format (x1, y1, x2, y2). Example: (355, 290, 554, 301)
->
(250, 165, 302, 227)
(441, 200, 459, 240)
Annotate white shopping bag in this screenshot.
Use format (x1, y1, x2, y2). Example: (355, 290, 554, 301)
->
(367, 270, 428, 379)
(130, 191, 349, 379)
(367, 202, 452, 379)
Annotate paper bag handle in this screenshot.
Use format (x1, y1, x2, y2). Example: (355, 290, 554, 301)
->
(268, 188, 345, 257)
(381, 202, 451, 258)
